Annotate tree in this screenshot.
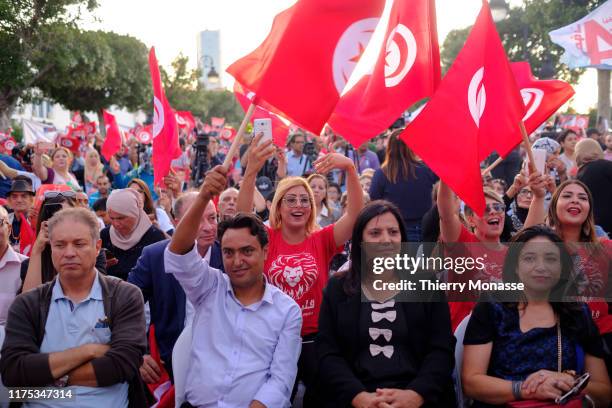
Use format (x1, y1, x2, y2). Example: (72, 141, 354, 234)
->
(162, 54, 244, 127)
(0, 0, 99, 130)
(34, 30, 151, 130)
(441, 0, 606, 84)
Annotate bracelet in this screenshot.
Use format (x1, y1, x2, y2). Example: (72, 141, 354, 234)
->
(512, 380, 523, 401)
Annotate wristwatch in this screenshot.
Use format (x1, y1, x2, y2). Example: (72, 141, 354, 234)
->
(54, 374, 69, 387)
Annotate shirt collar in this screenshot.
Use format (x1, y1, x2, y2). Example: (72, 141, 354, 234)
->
(52, 271, 103, 302)
(226, 275, 275, 307)
(0, 246, 22, 269)
(320, 205, 329, 217)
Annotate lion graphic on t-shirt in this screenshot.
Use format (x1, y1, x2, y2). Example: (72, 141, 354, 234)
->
(268, 253, 318, 300)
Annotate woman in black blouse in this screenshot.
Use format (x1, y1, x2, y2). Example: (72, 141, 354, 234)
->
(462, 226, 611, 407)
(316, 200, 456, 408)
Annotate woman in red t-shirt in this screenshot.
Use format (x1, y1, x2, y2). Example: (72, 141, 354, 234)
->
(237, 133, 364, 406)
(546, 180, 612, 375)
(437, 173, 547, 329)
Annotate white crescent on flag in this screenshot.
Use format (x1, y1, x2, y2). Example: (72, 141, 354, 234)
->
(153, 97, 164, 138)
(520, 87, 544, 121)
(468, 67, 486, 128)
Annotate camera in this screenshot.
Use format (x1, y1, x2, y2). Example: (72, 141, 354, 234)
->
(191, 131, 212, 187)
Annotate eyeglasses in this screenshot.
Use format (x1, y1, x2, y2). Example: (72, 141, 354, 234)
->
(518, 188, 533, 197)
(44, 191, 76, 199)
(282, 196, 311, 208)
(485, 202, 506, 214)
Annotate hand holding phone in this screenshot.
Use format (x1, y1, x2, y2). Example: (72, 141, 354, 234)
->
(253, 119, 273, 146)
(555, 373, 590, 404)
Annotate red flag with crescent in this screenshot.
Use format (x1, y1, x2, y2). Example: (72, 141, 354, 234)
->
(400, 0, 524, 216)
(510, 62, 575, 135)
(329, 0, 440, 147)
(233, 82, 290, 147)
(149, 47, 181, 185)
(227, 0, 385, 135)
(136, 125, 154, 145)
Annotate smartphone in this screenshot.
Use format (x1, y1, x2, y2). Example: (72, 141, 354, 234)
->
(40, 203, 64, 221)
(555, 372, 590, 404)
(253, 118, 273, 146)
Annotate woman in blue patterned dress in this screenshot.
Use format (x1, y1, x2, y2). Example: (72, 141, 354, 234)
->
(462, 225, 611, 407)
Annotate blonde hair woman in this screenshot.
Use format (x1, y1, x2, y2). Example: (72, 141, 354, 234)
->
(237, 133, 364, 406)
(33, 146, 81, 190)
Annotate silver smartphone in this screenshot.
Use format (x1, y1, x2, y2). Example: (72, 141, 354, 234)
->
(253, 118, 273, 146)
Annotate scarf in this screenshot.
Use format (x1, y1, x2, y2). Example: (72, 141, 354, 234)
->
(107, 189, 152, 250)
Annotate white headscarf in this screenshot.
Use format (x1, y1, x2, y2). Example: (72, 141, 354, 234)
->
(106, 189, 152, 250)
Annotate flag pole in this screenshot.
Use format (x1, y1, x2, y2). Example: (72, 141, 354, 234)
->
(481, 156, 503, 176)
(520, 122, 537, 174)
(223, 103, 256, 169)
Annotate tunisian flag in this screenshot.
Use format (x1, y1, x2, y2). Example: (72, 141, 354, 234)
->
(175, 111, 196, 134)
(101, 110, 122, 161)
(227, 0, 385, 135)
(19, 214, 35, 256)
(234, 82, 291, 147)
(511, 62, 575, 134)
(401, 0, 525, 216)
(149, 47, 181, 185)
(329, 0, 440, 147)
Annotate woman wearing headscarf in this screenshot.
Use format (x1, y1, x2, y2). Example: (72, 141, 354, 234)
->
(101, 188, 166, 280)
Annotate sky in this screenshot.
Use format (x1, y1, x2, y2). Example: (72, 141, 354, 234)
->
(82, 0, 597, 112)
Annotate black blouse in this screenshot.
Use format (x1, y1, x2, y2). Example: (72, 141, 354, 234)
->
(100, 225, 166, 281)
(316, 276, 456, 408)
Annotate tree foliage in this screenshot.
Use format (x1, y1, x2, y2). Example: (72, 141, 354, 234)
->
(162, 54, 244, 127)
(441, 0, 607, 84)
(35, 30, 151, 113)
(0, 0, 99, 128)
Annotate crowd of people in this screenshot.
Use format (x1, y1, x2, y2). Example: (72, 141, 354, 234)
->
(0, 119, 610, 408)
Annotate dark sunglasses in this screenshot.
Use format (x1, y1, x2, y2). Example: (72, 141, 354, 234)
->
(44, 190, 76, 199)
(485, 202, 505, 214)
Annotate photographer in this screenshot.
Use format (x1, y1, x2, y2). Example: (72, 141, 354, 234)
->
(286, 132, 313, 177)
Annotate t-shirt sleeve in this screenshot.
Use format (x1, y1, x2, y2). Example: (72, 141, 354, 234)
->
(578, 304, 605, 358)
(463, 302, 496, 345)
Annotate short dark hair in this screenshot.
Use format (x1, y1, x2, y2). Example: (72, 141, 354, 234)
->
(558, 129, 577, 143)
(217, 212, 268, 248)
(92, 197, 107, 212)
(586, 128, 601, 138)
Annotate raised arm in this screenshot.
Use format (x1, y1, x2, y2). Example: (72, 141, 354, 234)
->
(22, 221, 49, 293)
(236, 134, 276, 214)
(314, 153, 364, 247)
(166, 166, 228, 305)
(170, 165, 227, 255)
(523, 171, 547, 229)
(437, 181, 462, 243)
(32, 144, 49, 182)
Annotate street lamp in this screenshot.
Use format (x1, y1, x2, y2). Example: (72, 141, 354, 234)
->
(202, 55, 220, 83)
(489, 0, 509, 22)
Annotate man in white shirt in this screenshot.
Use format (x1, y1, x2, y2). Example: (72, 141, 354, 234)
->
(166, 165, 302, 408)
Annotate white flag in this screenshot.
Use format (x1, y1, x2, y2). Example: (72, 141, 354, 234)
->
(22, 119, 58, 145)
(549, 1, 612, 69)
